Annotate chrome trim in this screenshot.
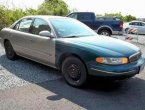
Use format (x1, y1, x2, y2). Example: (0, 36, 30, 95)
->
(112, 31, 123, 35)
(91, 68, 137, 74)
(129, 51, 141, 59)
(96, 25, 113, 33)
(129, 51, 141, 63)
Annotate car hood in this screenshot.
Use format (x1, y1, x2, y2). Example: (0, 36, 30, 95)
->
(58, 36, 140, 57)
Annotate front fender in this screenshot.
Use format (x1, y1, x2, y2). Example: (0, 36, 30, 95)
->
(55, 42, 97, 69)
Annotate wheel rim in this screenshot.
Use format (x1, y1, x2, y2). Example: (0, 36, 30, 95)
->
(67, 64, 81, 81)
(101, 31, 109, 36)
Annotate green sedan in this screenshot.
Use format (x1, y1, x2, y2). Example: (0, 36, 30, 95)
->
(0, 16, 145, 87)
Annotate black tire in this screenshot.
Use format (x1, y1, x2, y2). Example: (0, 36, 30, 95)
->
(125, 28, 129, 34)
(4, 41, 17, 60)
(62, 56, 87, 87)
(98, 30, 111, 36)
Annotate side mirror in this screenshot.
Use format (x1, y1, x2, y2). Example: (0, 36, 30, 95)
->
(39, 31, 54, 38)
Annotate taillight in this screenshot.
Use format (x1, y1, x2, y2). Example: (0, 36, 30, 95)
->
(120, 22, 123, 29)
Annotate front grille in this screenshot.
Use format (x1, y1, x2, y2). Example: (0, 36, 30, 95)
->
(129, 51, 141, 63)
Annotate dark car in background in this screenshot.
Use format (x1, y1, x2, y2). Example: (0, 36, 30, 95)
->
(67, 12, 123, 36)
(0, 16, 144, 87)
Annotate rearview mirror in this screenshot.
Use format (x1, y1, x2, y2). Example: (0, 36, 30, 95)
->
(39, 31, 54, 38)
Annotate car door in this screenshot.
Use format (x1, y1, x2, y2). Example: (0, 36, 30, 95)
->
(139, 22, 145, 34)
(135, 22, 142, 34)
(28, 18, 55, 67)
(129, 22, 140, 33)
(10, 18, 34, 57)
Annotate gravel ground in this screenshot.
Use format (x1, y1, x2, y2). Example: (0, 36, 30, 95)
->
(0, 35, 145, 90)
(0, 45, 61, 90)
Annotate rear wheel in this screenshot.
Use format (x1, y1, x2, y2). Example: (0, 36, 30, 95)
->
(98, 29, 111, 36)
(4, 41, 17, 60)
(62, 56, 87, 87)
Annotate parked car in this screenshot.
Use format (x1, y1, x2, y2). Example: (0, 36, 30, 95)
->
(67, 12, 123, 36)
(124, 21, 145, 34)
(0, 16, 145, 87)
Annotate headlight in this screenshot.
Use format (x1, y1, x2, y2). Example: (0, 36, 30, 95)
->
(96, 57, 128, 65)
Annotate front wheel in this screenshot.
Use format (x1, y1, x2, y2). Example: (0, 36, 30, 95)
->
(62, 56, 87, 87)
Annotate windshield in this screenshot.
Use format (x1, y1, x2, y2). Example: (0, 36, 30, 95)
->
(50, 18, 97, 38)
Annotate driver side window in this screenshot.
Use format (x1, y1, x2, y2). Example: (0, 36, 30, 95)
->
(30, 18, 51, 35)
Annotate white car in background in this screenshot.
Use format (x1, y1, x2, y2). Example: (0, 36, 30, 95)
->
(124, 21, 145, 34)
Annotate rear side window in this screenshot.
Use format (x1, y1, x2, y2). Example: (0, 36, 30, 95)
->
(105, 17, 113, 21)
(67, 13, 77, 19)
(129, 22, 138, 26)
(77, 13, 94, 21)
(96, 17, 120, 21)
(30, 18, 51, 35)
(96, 17, 104, 20)
(18, 18, 33, 32)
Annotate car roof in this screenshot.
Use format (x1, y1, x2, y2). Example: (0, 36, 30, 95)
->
(70, 12, 94, 13)
(22, 15, 68, 20)
(131, 20, 144, 23)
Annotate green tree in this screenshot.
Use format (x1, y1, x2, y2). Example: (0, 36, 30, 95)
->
(124, 15, 136, 22)
(0, 6, 10, 30)
(8, 9, 25, 24)
(104, 12, 124, 21)
(37, 0, 70, 16)
(0, 0, 70, 30)
(98, 12, 136, 22)
(25, 8, 37, 15)
(96, 14, 103, 16)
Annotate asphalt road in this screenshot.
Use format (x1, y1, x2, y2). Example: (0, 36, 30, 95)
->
(0, 36, 145, 110)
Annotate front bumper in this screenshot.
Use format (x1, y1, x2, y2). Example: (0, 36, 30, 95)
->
(87, 57, 145, 79)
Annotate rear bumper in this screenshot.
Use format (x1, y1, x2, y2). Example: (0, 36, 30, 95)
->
(112, 31, 123, 35)
(87, 57, 145, 79)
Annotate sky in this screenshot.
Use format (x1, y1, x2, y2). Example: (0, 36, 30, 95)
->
(0, 0, 145, 18)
